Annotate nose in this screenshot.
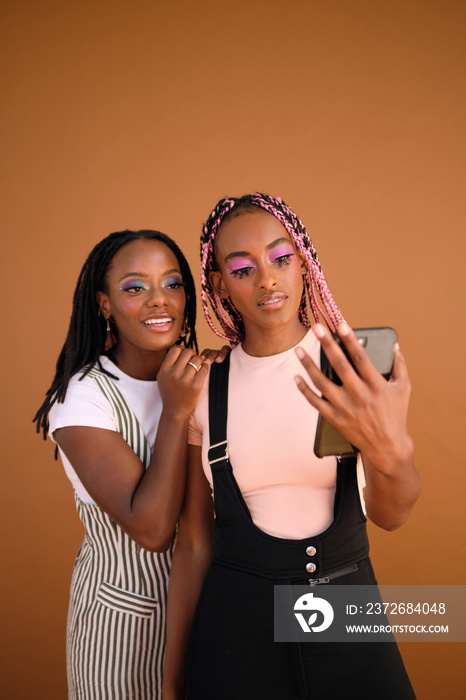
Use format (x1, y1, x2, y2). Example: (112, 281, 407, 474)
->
(256, 262, 277, 290)
(146, 285, 168, 307)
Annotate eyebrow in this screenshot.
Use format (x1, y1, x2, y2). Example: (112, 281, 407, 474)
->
(223, 238, 292, 263)
(118, 268, 181, 282)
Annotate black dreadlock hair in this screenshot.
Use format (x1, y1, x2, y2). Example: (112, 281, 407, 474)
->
(33, 229, 198, 444)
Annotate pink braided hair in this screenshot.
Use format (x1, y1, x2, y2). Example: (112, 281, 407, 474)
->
(200, 193, 345, 345)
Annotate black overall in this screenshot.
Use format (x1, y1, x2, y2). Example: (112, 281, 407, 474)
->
(187, 356, 416, 700)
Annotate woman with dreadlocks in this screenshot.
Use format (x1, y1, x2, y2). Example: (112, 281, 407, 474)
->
(34, 229, 223, 700)
(163, 195, 420, 699)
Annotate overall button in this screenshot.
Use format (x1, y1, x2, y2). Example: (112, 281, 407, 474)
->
(306, 546, 316, 556)
(306, 562, 316, 573)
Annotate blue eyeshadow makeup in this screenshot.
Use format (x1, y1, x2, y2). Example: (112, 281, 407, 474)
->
(119, 280, 149, 291)
(162, 274, 184, 288)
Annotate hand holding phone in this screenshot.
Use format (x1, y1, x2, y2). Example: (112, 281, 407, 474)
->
(313, 327, 397, 458)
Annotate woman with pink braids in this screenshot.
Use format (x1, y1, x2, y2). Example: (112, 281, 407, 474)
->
(163, 194, 420, 700)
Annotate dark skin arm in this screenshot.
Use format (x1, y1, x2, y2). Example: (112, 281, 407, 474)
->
(162, 445, 215, 700)
(54, 346, 214, 552)
(295, 323, 421, 531)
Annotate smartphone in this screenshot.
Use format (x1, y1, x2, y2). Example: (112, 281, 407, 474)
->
(313, 327, 398, 458)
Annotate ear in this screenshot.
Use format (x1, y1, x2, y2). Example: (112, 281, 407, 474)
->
(298, 251, 308, 275)
(96, 291, 111, 319)
(209, 270, 229, 299)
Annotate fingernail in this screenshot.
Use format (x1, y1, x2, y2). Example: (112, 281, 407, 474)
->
(295, 347, 305, 359)
(394, 342, 400, 351)
(313, 324, 325, 339)
(337, 322, 349, 336)
(294, 375, 302, 385)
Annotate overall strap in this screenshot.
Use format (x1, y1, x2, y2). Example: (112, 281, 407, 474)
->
(83, 366, 151, 467)
(207, 351, 231, 468)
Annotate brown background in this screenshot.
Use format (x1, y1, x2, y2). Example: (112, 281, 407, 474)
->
(1, 1, 465, 698)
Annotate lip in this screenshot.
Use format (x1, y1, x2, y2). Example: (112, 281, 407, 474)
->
(257, 293, 287, 310)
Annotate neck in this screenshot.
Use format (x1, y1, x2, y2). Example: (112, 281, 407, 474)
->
(107, 345, 168, 380)
(241, 321, 308, 357)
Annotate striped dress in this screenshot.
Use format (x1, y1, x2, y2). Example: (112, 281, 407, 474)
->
(65, 367, 174, 699)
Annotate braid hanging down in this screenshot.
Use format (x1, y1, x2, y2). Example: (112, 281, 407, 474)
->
(200, 193, 345, 345)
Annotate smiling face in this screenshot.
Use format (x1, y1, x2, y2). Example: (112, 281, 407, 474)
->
(96, 238, 186, 372)
(210, 210, 307, 355)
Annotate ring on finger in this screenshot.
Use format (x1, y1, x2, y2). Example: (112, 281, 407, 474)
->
(187, 360, 201, 373)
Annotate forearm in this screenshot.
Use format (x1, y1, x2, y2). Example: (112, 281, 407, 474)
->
(163, 445, 214, 698)
(121, 345, 213, 550)
(125, 409, 192, 550)
(361, 434, 421, 530)
(163, 538, 213, 698)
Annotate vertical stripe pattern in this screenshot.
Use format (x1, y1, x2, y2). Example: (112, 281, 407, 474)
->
(66, 368, 174, 699)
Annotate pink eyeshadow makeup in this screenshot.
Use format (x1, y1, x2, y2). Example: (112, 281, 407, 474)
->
(226, 257, 255, 274)
(268, 245, 294, 262)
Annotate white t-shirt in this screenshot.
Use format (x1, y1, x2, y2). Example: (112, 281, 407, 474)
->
(189, 330, 365, 539)
(48, 356, 163, 503)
